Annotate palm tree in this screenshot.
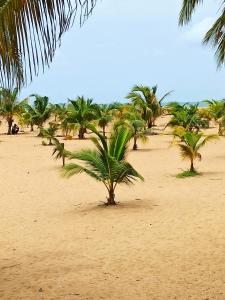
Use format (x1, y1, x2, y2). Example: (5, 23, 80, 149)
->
(204, 100, 225, 135)
(0, 87, 27, 134)
(63, 126, 144, 205)
(41, 123, 59, 145)
(67, 97, 97, 139)
(95, 104, 113, 137)
(126, 85, 172, 128)
(175, 130, 218, 172)
(52, 138, 70, 166)
(114, 111, 148, 150)
(51, 103, 68, 122)
(166, 103, 209, 132)
(26, 95, 52, 136)
(0, 1, 97, 88)
(179, 1, 225, 66)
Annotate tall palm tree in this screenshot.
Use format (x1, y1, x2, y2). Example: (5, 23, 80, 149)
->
(175, 130, 218, 172)
(0, 87, 27, 134)
(26, 95, 52, 136)
(67, 96, 97, 139)
(126, 85, 172, 128)
(0, 0, 97, 88)
(63, 126, 143, 205)
(179, 1, 225, 66)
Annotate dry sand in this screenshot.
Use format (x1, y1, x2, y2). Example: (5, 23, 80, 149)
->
(1, 118, 225, 300)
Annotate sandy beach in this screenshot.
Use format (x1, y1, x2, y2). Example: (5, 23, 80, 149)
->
(1, 118, 225, 300)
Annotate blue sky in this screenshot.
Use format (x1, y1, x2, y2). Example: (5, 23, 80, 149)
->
(21, 0, 224, 103)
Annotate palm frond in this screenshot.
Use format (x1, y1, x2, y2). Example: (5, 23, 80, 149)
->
(179, 0, 203, 25)
(0, 0, 97, 88)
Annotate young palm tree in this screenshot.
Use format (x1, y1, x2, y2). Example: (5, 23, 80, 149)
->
(175, 131, 218, 173)
(52, 138, 70, 166)
(95, 104, 113, 137)
(41, 123, 59, 145)
(67, 97, 97, 139)
(126, 85, 172, 128)
(166, 103, 208, 132)
(0, 1, 97, 88)
(179, 1, 225, 67)
(205, 100, 225, 135)
(114, 111, 148, 150)
(26, 95, 52, 136)
(63, 126, 144, 205)
(0, 87, 27, 134)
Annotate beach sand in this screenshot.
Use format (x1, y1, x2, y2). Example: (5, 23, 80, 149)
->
(1, 118, 225, 299)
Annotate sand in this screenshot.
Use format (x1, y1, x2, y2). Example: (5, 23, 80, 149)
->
(1, 118, 225, 300)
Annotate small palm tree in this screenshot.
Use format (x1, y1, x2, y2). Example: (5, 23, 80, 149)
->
(41, 123, 59, 145)
(52, 138, 70, 166)
(205, 100, 225, 135)
(27, 95, 52, 136)
(67, 97, 97, 139)
(126, 85, 172, 128)
(63, 126, 144, 205)
(175, 131, 218, 173)
(94, 104, 113, 137)
(0, 87, 27, 134)
(114, 111, 148, 150)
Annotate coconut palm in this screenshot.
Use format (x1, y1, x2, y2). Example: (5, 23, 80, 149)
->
(114, 111, 148, 150)
(51, 103, 68, 122)
(67, 97, 97, 139)
(63, 126, 144, 205)
(0, 87, 27, 134)
(41, 123, 59, 145)
(166, 103, 209, 132)
(95, 104, 113, 137)
(52, 138, 70, 166)
(126, 85, 172, 128)
(175, 130, 218, 172)
(204, 100, 225, 135)
(0, 1, 97, 88)
(26, 95, 52, 136)
(179, 1, 225, 67)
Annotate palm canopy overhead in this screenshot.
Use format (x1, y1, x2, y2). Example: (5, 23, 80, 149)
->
(0, 0, 97, 88)
(179, 0, 225, 66)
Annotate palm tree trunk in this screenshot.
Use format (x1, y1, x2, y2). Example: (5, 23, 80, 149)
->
(78, 126, 85, 139)
(103, 125, 106, 138)
(107, 187, 116, 205)
(31, 124, 34, 132)
(133, 136, 138, 150)
(7, 118, 13, 135)
(62, 156, 65, 167)
(190, 159, 195, 172)
(38, 125, 43, 137)
(218, 123, 223, 136)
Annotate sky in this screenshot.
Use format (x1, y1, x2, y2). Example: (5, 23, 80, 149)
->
(20, 0, 224, 104)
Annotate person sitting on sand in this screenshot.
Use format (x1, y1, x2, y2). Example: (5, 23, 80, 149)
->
(12, 124, 19, 135)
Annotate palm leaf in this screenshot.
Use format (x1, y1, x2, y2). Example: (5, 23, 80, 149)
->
(0, 0, 97, 88)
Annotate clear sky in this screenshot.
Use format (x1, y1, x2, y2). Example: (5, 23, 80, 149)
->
(20, 0, 224, 104)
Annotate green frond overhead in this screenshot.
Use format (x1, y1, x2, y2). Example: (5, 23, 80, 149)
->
(0, 0, 97, 88)
(179, 0, 203, 25)
(179, 0, 225, 66)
